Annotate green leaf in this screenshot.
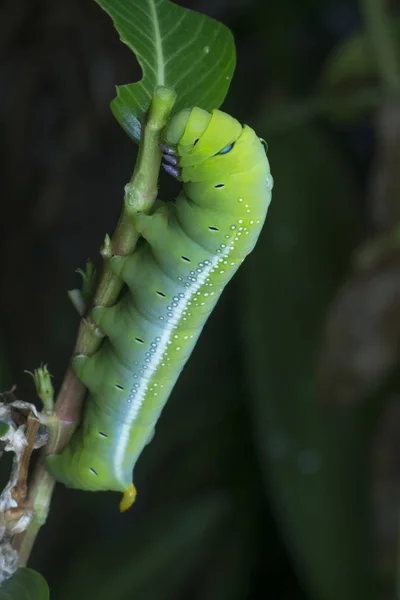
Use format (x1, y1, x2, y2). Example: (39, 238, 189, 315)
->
(320, 19, 400, 89)
(56, 495, 228, 600)
(94, 0, 236, 141)
(241, 123, 377, 600)
(0, 569, 49, 600)
(0, 422, 10, 438)
(24, 364, 54, 413)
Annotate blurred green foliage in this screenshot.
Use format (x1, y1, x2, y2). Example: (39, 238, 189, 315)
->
(242, 122, 374, 599)
(1, 0, 400, 599)
(0, 569, 49, 600)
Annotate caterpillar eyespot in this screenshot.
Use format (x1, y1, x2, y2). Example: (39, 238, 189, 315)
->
(217, 142, 234, 154)
(46, 107, 273, 511)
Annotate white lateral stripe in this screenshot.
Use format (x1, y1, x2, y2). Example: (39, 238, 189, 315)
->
(113, 246, 232, 485)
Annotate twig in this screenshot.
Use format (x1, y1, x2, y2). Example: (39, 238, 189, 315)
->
(11, 413, 40, 509)
(14, 86, 177, 566)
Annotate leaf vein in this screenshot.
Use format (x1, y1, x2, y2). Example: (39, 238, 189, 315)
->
(164, 21, 204, 67)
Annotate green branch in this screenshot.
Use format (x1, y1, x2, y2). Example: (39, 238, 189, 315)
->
(15, 86, 177, 567)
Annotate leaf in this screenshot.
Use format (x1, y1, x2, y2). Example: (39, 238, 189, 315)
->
(0, 423, 10, 438)
(94, 0, 236, 141)
(56, 495, 229, 600)
(0, 569, 49, 600)
(320, 19, 400, 89)
(198, 512, 256, 600)
(241, 123, 377, 600)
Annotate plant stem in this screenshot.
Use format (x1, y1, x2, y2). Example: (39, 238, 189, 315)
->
(60, 85, 176, 421)
(361, 0, 400, 93)
(14, 85, 177, 566)
(16, 468, 55, 566)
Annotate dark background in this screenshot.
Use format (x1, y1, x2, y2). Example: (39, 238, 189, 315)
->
(1, 0, 399, 598)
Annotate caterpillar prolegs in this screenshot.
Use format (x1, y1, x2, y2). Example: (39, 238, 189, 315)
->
(46, 107, 273, 511)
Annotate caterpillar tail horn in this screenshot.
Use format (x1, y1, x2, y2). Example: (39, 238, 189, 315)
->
(120, 484, 137, 512)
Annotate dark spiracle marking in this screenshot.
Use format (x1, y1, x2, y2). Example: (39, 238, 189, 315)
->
(214, 184, 225, 189)
(157, 291, 166, 297)
(135, 337, 145, 344)
(208, 226, 219, 231)
(89, 468, 98, 476)
(181, 256, 191, 262)
(115, 384, 124, 390)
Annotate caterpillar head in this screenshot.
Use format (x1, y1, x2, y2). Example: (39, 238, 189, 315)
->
(163, 108, 243, 171)
(163, 107, 273, 257)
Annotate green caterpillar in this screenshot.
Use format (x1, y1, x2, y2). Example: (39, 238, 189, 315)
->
(46, 106, 273, 511)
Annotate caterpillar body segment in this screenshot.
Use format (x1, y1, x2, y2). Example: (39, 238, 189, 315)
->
(46, 108, 273, 509)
